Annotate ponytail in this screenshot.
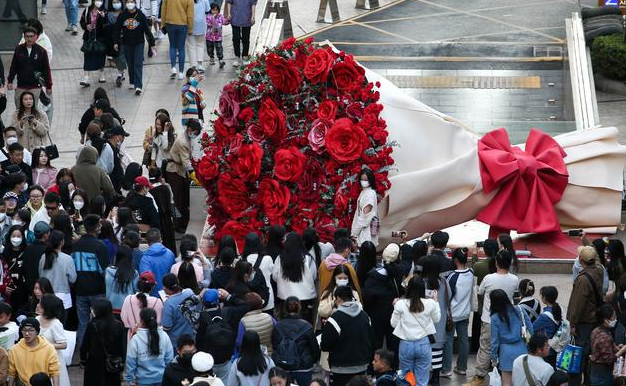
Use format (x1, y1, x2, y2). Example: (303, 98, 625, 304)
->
(43, 230, 65, 270)
(552, 302, 563, 323)
(136, 292, 148, 309)
(140, 308, 160, 356)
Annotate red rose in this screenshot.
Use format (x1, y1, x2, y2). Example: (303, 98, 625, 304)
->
(216, 220, 255, 252)
(234, 143, 264, 181)
(197, 156, 219, 181)
(307, 119, 330, 153)
(317, 100, 337, 122)
(247, 122, 265, 142)
(266, 53, 301, 94)
(258, 179, 291, 222)
(214, 117, 234, 139)
(346, 102, 364, 119)
(217, 173, 252, 219)
(325, 118, 368, 164)
(274, 146, 306, 182)
(298, 158, 327, 201)
(239, 107, 255, 122)
(334, 190, 349, 213)
(331, 59, 363, 91)
(259, 98, 287, 142)
(219, 84, 240, 126)
(304, 48, 334, 84)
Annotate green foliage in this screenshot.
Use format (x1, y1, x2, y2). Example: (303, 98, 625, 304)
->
(591, 34, 626, 81)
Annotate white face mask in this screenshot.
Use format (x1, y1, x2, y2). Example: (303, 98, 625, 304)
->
(608, 319, 617, 328)
(10, 237, 22, 247)
(94, 0, 103, 7)
(21, 183, 29, 192)
(12, 220, 23, 226)
(126, 2, 136, 10)
(73, 200, 85, 210)
(360, 180, 369, 188)
(112, 2, 122, 9)
(335, 278, 349, 287)
(0, 213, 5, 222)
(5, 137, 17, 146)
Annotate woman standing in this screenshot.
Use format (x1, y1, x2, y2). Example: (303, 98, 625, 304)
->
(227, 330, 275, 386)
(36, 294, 70, 386)
(242, 232, 274, 313)
(589, 304, 626, 386)
(16, 277, 54, 321)
(318, 265, 362, 326)
(11, 91, 50, 152)
(31, 149, 57, 191)
(113, 0, 156, 95)
(105, 246, 139, 316)
(391, 276, 441, 386)
(518, 279, 541, 323)
(38, 230, 77, 318)
(79, 0, 108, 87)
(490, 289, 533, 386)
(181, 68, 206, 126)
(356, 241, 377, 287)
(264, 225, 285, 262)
(177, 261, 201, 294)
(3, 225, 26, 310)
(161, 0, 194, 80)
(107, 0, 128, 86)
(533, 286, 562, 367)
(272, 232, 317, 323)
(351, 168, 379, 247)
(26, 185, 46, 220)
(124, 177, 161, 230)
(227, 260, 270, 307)
(607, 239, 626, 284)
(186, 0, 211, 71)
(81, 298, 126, 386)
(210, 246, 236, 289)
(224, 0, 256, 66)
(125, 308, 174, 386)
(120, 272, 164, 340)
(142, 113, 175, 169)
(148, 168, 176, 252)
(171, 233, 210, 287)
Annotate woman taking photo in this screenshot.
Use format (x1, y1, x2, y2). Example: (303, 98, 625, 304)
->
(351, 168, 379, 247)
(142, 113, 175, 169)
(79, 0, 108, 87)
(125, 308, 174, 386)
(391, 276, 441, 386)
(121, 271, 163, 340)
(81, 298, 126, 386)
(70, 189, 90, 230)
(4, 225, 26, 309)
(11, 91, 50, 152)
(36, 294, 70, 386)
(177, 261, 201, 295)
(106, 245, 139, 316)
(172, 233, 211, 287)
(242, 232, 274, 313)
(227, 330, 275, 386)
(490, 289, 533, 386)
(272, 232, 317, 323)
(31, 148, 57, 190)
(38, 230, 77, 318)
(227, 260, 270, 307)
(210, 246, 237, 289)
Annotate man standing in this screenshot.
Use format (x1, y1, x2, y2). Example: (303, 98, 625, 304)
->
(162, 335, 197, 386)
(30, 192, 61, 231)
(512, 333, 554, 386)
(567, 246, 604, 386)
(98, 125, 129, 192)
(0, 127, 32, 165)
(139, 228, 175, 296)
(22, 222, 50, 297)
(7, 318, 60, 386)
(463, 250, 518, 386)
(321, 286, 374, 386)
(72, 146, 115, 200)
(1, 143, 33, 184)
(71, 214, 109, 346)
(6, 27, 53, 107)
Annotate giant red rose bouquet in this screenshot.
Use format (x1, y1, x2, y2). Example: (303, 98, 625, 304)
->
(195, 38, 395, 244)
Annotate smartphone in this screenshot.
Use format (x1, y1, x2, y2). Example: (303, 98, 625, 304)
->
(187, 250, 195, 257)
(568, 229, 583, 237)
(476, 241, 484, 248)
(391, 230, 408, 239)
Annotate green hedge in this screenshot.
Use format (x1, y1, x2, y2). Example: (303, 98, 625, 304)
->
(591, 34, 626, 81)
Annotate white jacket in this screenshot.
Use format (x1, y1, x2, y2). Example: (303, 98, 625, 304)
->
(271, 254, 317, 301)
(391, 298, 441, 341)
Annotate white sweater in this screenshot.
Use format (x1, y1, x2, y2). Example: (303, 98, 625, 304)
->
(271, 254, 317, 301)
(391, 298, 441, 341)
(245, 253, 275, 310)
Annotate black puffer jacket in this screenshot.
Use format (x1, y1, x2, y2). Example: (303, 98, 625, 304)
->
(271, 314, 320, 370)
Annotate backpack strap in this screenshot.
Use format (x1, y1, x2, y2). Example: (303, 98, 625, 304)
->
(253, 254, 264, 271)
(581, 272, 603, 306)
(523, 355, 538, 386)
(291, 322, 312, 341)
(520, 303, 540, 320)
(543, 311, 558, 326)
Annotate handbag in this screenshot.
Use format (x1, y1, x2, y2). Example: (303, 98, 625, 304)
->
(443, 280, 454, 332)
(81, 29, 107, 54)
(556, 338, 583, 373)
(45, 131, 59, 160)
(93, 323, 124, 373)
(518, 306, 532, 344)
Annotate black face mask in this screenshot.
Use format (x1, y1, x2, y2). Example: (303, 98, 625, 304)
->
(179, 352, 194, 366)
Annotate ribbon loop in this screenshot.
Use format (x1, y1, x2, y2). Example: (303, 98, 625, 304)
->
(477, 128, 569, 234)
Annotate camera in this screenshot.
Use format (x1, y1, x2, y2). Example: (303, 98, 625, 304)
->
(568, 229, 583, 237)
(391, 230, 408, 239)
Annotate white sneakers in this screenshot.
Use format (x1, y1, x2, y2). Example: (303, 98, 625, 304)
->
(79, 76, 90, 87)
(177, 72, 184, 80)
(170, 67, 177, 79)
(71, 25, 78, 35)
(41, 6, 47, 14)
(232, 60, 239, 67)
(135, 88, 142, 95)
(65, 25, 71, 31)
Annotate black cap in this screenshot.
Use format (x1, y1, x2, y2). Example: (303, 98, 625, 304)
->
(20, 317, 40, 333)
(92, 98, 110, 110)
(108, 125, 130, 137)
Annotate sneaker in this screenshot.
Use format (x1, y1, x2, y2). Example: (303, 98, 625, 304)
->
(71, 25, 78, 35)
(232, 60, 239, 67)
(155, 30, 164, 40)
(135, 88, 142, 95)
(242, 56, 250, 65)
(440, 371, 453, 379)
(177, 72, 184, 80)
(453, 368, 467, 376)
(170, 67, 177, 79)
(115, 75, 123, 87)
(219, 60, 225, 68)
(462, 376, 485, 386)
(65, 25, 71, 31)
(128, 84, 135, 90)
(209, 58, 215, 65)
(79, 76, 90, 87)
(41, 6, 47, 14)
(98, 75, 106, 83)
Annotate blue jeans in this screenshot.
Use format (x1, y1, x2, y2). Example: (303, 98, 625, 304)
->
(166, 24, 187, 72)
(590, 364, 613, 386)
(212, 361, 232, 381)
(124, 44, 145, 89)
(443, 318, 470, 372)
(399, 338, 432, 386)
(62, 0, 78, 25)
(76, 294, 104, 346)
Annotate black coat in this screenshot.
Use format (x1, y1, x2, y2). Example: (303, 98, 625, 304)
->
(7, 44, 52, 89)
(161, 357, 195, 386)
(209, 267, 232, 290)
(271, 314, 320, 370)
(22, 240, 46, 294)
(226, 270, 270, 308)
(124, 192, 161, 229)
(77, 106, 123, 135)
(80, 7, 108, 42)
(80, 318, 126, 386)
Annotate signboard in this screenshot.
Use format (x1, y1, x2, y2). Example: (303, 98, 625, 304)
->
(602, 0, 626, 7)
(0, 0, 37, 51)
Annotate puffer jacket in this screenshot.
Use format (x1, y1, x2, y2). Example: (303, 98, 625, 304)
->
(237, 309, 276, 354)
(72, 146, 115, 200)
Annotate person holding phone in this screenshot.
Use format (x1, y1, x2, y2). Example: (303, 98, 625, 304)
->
(79, 0, 108, 87)
(11, 91, 50, 153)
(181, 67, 206, 126)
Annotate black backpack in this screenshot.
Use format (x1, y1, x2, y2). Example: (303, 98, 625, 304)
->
(272, 323, 311, 370)
(200, 315, 236, 364)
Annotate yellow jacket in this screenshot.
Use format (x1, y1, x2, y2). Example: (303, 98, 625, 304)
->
(8, 336, 60, 385)
(161, 0, 194, 30)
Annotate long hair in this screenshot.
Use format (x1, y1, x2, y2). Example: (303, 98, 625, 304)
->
(115, 207, 136, 234)
(71, 189, 90, 217)
(592, 238, 608, 267)
(360, 168, 376, 191)
(140, 308, 160, 356)
(99, 220, 118, 244)
(31, 147, 52, 169)
(93, 87, 109, 103)
(405, 276, 426, 313)
(490, 289, 513, 327)
(3, 225, 25, 253)
(18, 91, 41, 120)
(264, 225, 286, 261)
(177, 261, 200, 294)
(179, 234, 198, 261)
(322, 265, 354, 298)
(114, 246, 135, 293)
(356, 241, 376, 286)
(420, 257, 441, 290)
(539, 286, 562, 322)
(280, 232, 305, 282)
(241, 232, 263, 261)
(227, 260, 252, 292)
(608, 239, 626, 281)
(498, 234, 518, 271)
(302, 228, 322, 267)
(51, 212, 73, 252)
(39, 294, 64, 320)
(123, 163, 143, 192)
(237, 331, 268, 376)
(155, 113, 176, 148)
(43, 230, 64, 270)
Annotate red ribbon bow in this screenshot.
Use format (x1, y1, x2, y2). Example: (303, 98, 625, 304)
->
(477, 128, 569, 234)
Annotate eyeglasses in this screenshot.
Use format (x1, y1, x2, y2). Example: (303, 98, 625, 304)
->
(22, 328, 36, 334)
(30, 195, 43, 199)
(45, 206, 57, 211)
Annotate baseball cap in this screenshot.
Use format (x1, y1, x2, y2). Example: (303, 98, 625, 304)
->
(578, 246, 598, 264)
(108, 125, 130, 137)
(134, 176, 153, 189)
(191, 351, 214, 372)
(33, 221, 51, 237)
(203, 289, 219, 304)
(2, 191, 18, 202)
(92, 98, 110, 110)
(140, 271, 157, 284)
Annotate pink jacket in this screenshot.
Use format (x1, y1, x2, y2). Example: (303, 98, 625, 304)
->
(120, 293, 164, 341)
(32, 166, 58, 190)
(205, 13, 228, 42)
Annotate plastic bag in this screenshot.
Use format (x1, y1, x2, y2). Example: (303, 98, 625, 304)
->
(556, 341, 583, 373)
(489, 368, 502, 386)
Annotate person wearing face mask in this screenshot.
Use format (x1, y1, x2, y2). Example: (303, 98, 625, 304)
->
(589, 304, 626, 386)
(106, 0, 128, 87)
(181, 67, 207, 127)
(2, 226, 26, 309)
(0, 127, 32, 165)
(162, 335, 198, 386)
(0, 201, 11, 242)
(351, 168, 379, 247)
(318, 265, 362, 328)
(79, 0, 108, 87)
(98, 125, 129, 193)
(166, 119, 199, 234)
(124, 176, 161, 230)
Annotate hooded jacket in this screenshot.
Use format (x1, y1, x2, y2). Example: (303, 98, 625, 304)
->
(320, 301, 374, 372)
(72, 234, 109, 296)
(161, 356, 195, 386)
(72, 146, 115, 200)
(318, 254, 361, 297)
(125, 327, 174, 385)
(124, 192, 161, 229)
(139, 242, 175, 295)
(8, 336, 60, 384)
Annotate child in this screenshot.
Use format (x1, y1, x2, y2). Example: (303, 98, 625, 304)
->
(206, 3, 229, 68)
(518, 278, 541, 323)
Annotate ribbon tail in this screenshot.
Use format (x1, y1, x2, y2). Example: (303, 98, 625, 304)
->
(488, 226, 509, 240)
(536, 231, 580, 255)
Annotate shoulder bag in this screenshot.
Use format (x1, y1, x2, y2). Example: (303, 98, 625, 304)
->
(45, 131, 59, 160)
(409, 300, 436, 344)
(523, 355, 537, 386)
(443, 279, 454, 332)
(81, 21, 107, 54)
(92, 323, 124, 373)
(518, 306, 532, 344)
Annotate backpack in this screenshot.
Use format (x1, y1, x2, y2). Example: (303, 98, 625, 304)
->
(179, 295, 204, 330)
(544, 311, 571, 352)
(378, 370, 416, 386)
(272, 323, 311, 370)
(202, 315, 235, 351)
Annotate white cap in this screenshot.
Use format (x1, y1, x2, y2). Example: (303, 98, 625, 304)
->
(192, 351, 214, 373)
